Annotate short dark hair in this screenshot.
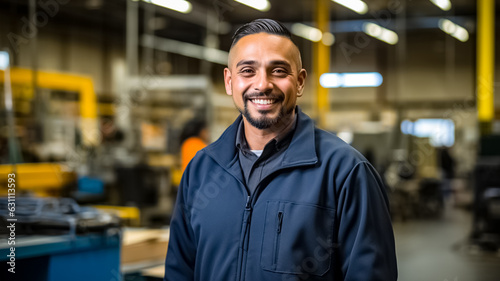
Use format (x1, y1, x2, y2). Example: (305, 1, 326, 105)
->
(180, 118, 206, 144)
(231, 19, 294, 48)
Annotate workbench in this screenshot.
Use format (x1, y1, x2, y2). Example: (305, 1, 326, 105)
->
(0, 232, 121, 281)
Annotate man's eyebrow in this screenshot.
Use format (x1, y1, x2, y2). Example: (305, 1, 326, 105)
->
(269, 60, 292, 69)
(235, 60, 294, 70)
(269, 60, 291, 66)
(236, 60, 257, 68)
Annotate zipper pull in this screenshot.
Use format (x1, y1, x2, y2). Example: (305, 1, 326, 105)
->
(245, 195, 251, 209)
(277, 212, 283, 233)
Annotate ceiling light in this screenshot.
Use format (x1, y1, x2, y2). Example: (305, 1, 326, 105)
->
(291, 23, 323, 42)
(234, 0, 271, 12)
(332, 0, 368, 14)
(430, 0, 451, 11)
(322, 32, 335, 46)
(320, 73, 341, 88)
(145, 0, 192, 14)
(363, 22, 398, 45)
(320, 72, 383, 88)
(0, 51, 9, 70)
(439, 19, 469, 42)
(342, 72, 383, 87)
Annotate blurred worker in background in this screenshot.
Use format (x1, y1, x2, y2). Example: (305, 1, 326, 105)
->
(179, 118, 209, 173)
(165, 19, 397, 281)
(438, 146, 456, 201)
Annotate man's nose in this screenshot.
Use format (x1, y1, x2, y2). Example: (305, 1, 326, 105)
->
(254, 71, 273, 93)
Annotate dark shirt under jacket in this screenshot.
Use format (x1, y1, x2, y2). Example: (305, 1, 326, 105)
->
(235, 115, 297, 195)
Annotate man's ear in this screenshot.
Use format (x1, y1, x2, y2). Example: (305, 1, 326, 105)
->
(296, 68, 307, 97)
(224, 68, 232, 96)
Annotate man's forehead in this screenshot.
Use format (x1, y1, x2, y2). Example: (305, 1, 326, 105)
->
(228, 33, 301, 68)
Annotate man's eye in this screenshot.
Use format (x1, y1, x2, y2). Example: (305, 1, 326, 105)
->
(273, 68, 288, 75)
(239, 68, 254, 74)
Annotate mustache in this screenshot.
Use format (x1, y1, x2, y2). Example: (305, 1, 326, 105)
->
(244, 91, 283, 100)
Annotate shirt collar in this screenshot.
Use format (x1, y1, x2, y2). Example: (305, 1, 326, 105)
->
(235, 113, 297, 154)
(204, 106, 318, 170)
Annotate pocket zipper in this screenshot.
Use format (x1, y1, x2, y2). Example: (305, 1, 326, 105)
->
(274, 211, 284, 266)
(277, 212, 283, 233)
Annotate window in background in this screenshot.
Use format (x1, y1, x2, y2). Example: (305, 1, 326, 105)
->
(401, 119, 455, 147)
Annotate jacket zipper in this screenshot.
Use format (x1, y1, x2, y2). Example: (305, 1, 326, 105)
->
(273, 211, 284, 267)
(240, 179, 280, 280)
(238, 195, 252, 281)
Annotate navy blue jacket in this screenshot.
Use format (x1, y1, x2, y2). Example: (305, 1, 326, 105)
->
(165, 107, 398, 281)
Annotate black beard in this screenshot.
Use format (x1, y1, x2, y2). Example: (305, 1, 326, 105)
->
(241, 99, 294, 130)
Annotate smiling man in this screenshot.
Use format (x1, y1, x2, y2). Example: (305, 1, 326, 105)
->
(164, 19, 397, 281)
(225, 28, 305, 136)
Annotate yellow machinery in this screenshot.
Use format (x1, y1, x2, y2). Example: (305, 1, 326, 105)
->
(0, 67, 100, 196)
(0, 67, 99, 146)
(0, 163, 76, 197)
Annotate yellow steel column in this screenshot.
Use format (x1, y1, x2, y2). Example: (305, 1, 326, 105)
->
(477, 0, 495, 134)
(314, 0, 330, 128)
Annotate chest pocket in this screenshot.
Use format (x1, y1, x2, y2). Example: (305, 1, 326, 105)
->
(260, 200, 335, 276)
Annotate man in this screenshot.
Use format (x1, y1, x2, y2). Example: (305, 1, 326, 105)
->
(164, 19, 397, 281)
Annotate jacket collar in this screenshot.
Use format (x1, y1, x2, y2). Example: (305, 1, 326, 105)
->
(205, 106, 318, 170)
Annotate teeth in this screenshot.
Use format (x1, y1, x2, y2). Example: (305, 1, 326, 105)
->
(253, 99, 274, 105)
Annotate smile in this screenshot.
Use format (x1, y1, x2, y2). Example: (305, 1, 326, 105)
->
(250, 99, 277, 105)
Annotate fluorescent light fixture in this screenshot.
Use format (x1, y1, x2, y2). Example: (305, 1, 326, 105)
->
(430, 0, 451, 11)
(234, 0, 271, 12)
(332, 0, 368, 14)
(0, 51, 9, 70)
(322, 32, 335, 46)
(363, 22, 398, 45)
(320, 73, 341, 88)
(145, 0, 192, 14)
(342, 72, 383, 87)
(400, 120, 414, 135)
(320, 72, 383, 88)
(439, 19, 469, 42)
(291, 23, 323, 42)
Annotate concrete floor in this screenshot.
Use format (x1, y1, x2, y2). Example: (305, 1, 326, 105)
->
(393, 206, 500, 281)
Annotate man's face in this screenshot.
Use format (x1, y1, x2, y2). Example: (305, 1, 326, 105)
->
(224, 33, 307, 130)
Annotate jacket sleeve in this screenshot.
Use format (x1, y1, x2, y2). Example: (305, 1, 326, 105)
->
(336, 162, 398, 280)
(164, 171, 196, 281)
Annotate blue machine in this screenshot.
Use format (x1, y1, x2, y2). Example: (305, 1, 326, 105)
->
(0, 197, 122, 280)
(0, 232, 121, 281)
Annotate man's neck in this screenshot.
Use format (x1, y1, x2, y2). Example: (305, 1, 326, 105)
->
(243, 112, 296, 150)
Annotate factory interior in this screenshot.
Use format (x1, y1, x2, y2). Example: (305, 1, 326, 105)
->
(0, 0, 500, 280)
